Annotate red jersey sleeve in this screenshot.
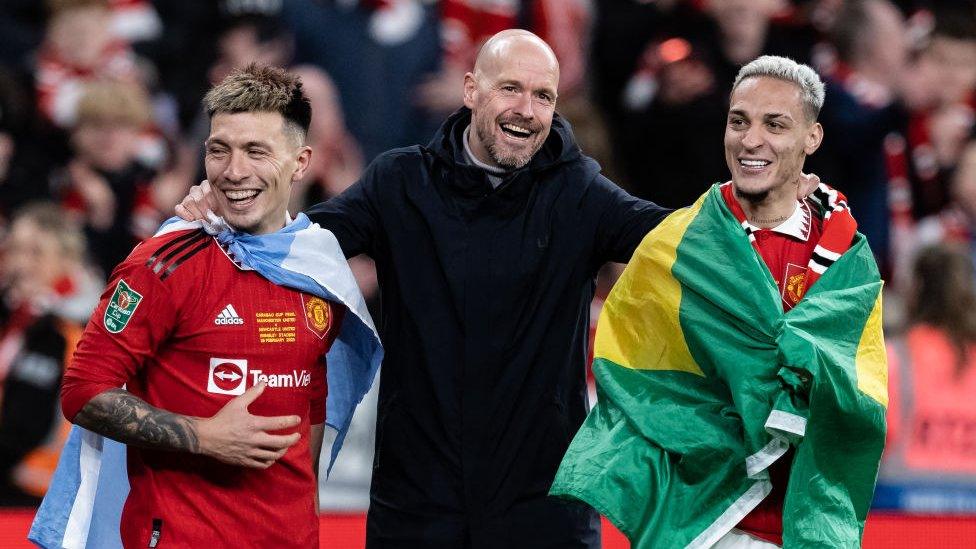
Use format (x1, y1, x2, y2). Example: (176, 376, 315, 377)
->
(308, 303, 346, 425)
(61, 256, 180, 421)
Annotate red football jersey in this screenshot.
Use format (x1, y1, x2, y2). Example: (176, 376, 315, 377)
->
(721, 184, 823, 545)
(61, 229, 344, 548)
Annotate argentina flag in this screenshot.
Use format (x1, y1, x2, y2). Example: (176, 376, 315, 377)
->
(29, 213, 382, 549)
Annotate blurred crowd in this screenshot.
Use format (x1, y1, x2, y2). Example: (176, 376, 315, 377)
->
(1, 0, 975, 511)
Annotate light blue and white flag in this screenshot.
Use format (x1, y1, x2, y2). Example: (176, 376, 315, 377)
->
(29, 213, 382, 549)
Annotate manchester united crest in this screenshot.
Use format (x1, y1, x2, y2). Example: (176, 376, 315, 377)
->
(303, 295, 331, 339)
(783, 263, 808, 307)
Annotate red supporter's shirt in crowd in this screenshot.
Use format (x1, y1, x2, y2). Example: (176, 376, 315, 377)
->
(61, 229, 344, 548)
(721, 184, 823, 545)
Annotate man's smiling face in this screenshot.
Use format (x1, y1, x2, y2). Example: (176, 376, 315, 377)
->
(204, 111, 309, 234)
(724, 76, 823, 202)
(463, 35, 560, 170)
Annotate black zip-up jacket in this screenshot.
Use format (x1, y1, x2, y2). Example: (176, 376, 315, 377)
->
(307, 108, 670, 548)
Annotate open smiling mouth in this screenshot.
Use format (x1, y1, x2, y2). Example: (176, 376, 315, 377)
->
(739, 159, 771, 172)
(500, 122, 533, 140)
(223, 188, 261, 208)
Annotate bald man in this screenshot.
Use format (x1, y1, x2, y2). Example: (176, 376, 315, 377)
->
(179, 31, 670, 547)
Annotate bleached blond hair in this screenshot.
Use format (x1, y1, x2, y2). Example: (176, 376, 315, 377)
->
(732, 55, 825, 122)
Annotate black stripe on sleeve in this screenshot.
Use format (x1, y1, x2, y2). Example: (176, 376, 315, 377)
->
(150, 231, 208, 275)
(160, 237, 213, 281)
(144, 230, 204, 268)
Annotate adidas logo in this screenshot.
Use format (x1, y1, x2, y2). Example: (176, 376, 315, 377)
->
(214, 304, 244, 325)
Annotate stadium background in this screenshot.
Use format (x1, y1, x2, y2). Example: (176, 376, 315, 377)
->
(1, 0, 976, 546)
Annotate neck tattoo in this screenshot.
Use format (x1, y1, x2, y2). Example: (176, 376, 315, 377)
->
(748, 214, 789, 225)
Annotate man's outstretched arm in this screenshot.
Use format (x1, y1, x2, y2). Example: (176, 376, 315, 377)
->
(178, 153, 387, 259)
(595, 172, 823, 265)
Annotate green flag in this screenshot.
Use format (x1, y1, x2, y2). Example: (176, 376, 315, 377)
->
(550, 184, 887, 548)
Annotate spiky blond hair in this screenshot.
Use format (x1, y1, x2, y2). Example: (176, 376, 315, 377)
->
(203, 63, 311, 143)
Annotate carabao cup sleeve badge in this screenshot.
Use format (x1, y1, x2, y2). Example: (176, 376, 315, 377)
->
(104, 279, 144, 333)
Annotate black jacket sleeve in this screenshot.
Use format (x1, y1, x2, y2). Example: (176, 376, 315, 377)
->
(592, 175, 673, 265)
(304, 157, 385, 259)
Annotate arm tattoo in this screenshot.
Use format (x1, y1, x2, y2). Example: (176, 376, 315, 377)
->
(73, 388, 200, 453)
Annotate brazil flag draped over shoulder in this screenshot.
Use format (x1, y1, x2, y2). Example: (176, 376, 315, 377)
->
(550, 184, 887, 548)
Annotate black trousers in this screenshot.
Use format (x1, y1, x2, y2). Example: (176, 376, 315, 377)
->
(365, 495, 601, 549)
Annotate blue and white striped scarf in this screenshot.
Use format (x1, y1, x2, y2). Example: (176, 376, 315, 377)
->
(29, 213, 382, 549)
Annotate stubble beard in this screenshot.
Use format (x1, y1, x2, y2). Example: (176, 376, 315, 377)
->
(734, 186, 771, 205)
(733, 170, 798, 206)
(475, 116, 539, 170)
(222, 209, 260, 234)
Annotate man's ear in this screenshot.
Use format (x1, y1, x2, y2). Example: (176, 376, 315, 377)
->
(463, 72, 478, 109)
(292, 146, 312, 182)
(805, 122, 824, 155)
